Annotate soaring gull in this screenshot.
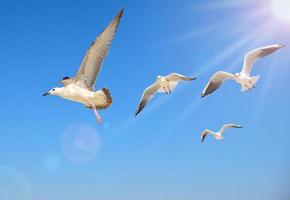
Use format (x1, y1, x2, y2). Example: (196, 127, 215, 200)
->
(201, 44, 284, 97)
(43, 9, 124, 124)
(135, 73, 196, 116)
(201, 124, 242, 142)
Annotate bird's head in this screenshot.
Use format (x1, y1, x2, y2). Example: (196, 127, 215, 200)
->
(43, 87, 61, 96)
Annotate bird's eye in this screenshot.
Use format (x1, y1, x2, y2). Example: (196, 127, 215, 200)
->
(52, 89, 55, 91)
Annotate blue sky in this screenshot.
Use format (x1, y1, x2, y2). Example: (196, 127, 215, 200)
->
(0, 0, 289, 199)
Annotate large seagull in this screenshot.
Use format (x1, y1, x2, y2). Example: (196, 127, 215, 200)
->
(201, 44, 284, 97)
(43, 9, 124, 124)
(135, 73, 196, 116)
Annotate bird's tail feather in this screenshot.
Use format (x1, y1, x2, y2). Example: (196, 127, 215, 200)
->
(250, 75, 260, 87)
(85, 88, 113, 110)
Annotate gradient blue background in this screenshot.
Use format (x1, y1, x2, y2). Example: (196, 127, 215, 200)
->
(0, 0, 289, 199)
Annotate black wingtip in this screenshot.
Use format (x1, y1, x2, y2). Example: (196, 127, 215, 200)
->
(118, 8, 125, 17)
(278, 43, 285, 48)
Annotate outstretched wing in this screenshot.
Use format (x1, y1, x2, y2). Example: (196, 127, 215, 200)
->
(242, 44, 284, 76)
(201, 71, 236, 98)
(219, 124, 242, 135)
(135, 82, 160, 116)
(201, 129, 212, 143)
(165, 73, 196, 82)
(74, 8, 124, 90)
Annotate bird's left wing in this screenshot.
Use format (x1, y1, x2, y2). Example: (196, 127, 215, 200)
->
(165, 73, 196, 82)
(201, 129, 211, 143)
(220, 124, 242, 135)
(241, 44, 284, 76)
(201, 71, 236, 98)
(135, 82, 160, 116)
(74, 8, 124, 90)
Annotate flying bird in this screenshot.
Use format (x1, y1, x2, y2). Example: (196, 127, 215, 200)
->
(135, 73, 196, 116)
(43, 8, 124, 124)
(201, 124, 242, 142)
(201, 44, 284, 97)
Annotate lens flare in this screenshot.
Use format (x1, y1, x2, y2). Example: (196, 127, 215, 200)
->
(61, 123, 101, 164)
(0, 167, 32, 200)
(270, 0, 290, 23)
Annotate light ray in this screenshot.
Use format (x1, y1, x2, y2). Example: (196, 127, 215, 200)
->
(105, 23, 270, 141)
(194, 0, 258, 11)
(155, 24, 272, 136)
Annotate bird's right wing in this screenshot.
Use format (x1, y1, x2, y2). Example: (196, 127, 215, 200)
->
(201, 129, 211, 143)
(220, 124, 242, 135)
(201, 71, 236, 97)
(135, 82, 160, 116)
(165, 73, 196, 82)
(241, 44, 284, 76)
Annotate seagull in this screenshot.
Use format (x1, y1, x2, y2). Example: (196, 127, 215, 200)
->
(201, 44, 284, 97)
(43, 8, 124, 124)
(201, 124, 242, 142)
(135, 73, 196, 116)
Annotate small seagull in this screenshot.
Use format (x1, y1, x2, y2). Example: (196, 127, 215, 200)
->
(43, 9, 124, 124)
(201, 44, 284, 97)
(135, 73, 196, 116)
(201, 124, 242, 143)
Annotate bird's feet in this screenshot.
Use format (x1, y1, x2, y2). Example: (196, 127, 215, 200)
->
(249, 81, 255, 89)
(167, 86, 172, 94)
(245, 84, 252, 91)
(163, 87, 169, 94)
(89, 101, 102, 124)
(96, 114, 102, 124)
(93, 108, 102, 124)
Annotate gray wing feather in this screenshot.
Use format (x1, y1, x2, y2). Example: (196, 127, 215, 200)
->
(201, 129, 211, 143)
(135, 82, 160, 116)
(201, 71, 236, 98)
(75, 9, 124, 90)
(220, 123, 242, 135)
(165, 73, 196, 82)
(242, 44, 284, 76)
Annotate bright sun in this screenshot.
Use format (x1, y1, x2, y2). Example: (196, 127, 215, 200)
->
(270, 0, 290, 23)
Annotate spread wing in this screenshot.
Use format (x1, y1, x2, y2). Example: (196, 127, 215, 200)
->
(165, 73, 196, 82)
(135, 82, 160, 116)
(201, 129, 212, 143)
(201, 71, 236, 98)
(241, 43, 284, 76)
(219, 124, 242, 135)
(74, 8, 124, 90)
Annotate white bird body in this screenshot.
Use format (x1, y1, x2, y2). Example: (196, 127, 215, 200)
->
(201, 44, 284, 97)
(201, 124, 242, 142)
(135, 73, 196, 116)
(51, 85, 109, 108)
(234, 73, 260, 92)
(157, 76, 178, 93)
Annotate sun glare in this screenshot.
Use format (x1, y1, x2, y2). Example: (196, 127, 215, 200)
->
(270, 0, 290, 23)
